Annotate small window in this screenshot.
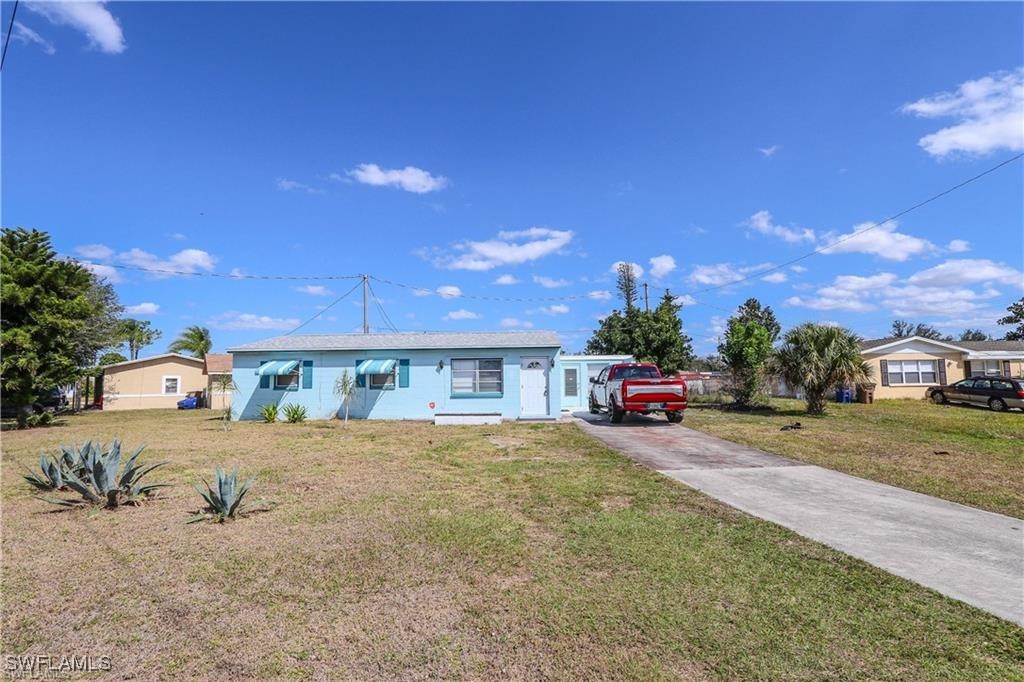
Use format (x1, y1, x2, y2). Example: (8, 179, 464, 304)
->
(162, 376, 180, 394)
(564, 368, 579, 397)
(451, 358, 503, 395)
(971, 360, 1002, 377)
(991, 380, 1013, 391)
(275, 365, 300, 390)
(887, 360, 937, 385)
(972, 379, 991, 390)
(369, 370, 396, 390)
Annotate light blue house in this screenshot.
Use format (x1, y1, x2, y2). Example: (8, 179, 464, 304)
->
(228, 331, 568, 422)
(557, 354, 635, 412)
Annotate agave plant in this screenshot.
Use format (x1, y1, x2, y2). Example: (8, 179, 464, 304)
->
(282, 403, 307, 423)
(22, 454, 64, 491)
(189, 467, 255, 523)
(259, 403, 279, 423)
(43, 440, 168, 508)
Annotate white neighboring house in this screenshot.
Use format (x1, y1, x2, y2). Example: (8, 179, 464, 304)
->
(101, 353, 206, 410)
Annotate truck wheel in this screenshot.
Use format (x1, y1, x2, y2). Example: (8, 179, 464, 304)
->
(666, 411, 684, 423)
(609, 399, 625, 424)
(589, 394, 600, 414)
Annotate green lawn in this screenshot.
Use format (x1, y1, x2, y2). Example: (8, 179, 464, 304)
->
(685, 398, 1024, 518)
(2, 409, 1021, 679)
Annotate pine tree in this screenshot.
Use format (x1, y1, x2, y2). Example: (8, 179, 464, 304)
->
(1, 228, 120, 426)
(997, 297, 1024, 341)
(734, 298, 781, 343)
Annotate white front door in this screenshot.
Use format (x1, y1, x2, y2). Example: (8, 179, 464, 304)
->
(520, 357, 549, 416)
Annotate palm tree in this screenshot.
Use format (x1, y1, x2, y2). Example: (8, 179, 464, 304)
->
(169, 326, 212, 358)
(333, 369, 356, 427)
(772, 323, 870, 415)
(115, 319, 162, 360)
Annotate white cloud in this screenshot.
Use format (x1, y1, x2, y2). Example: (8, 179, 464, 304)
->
(532, 304, 570, 316)
(208, 312, 299, 331)
(494, 274, 519, 285)
(296, 285, 333, 296)
(124, 302, 159, 315)
(905, 258, 1024, 289)
(881, 285, 1001, 317)
(649, 255, 677, 279)
(10, 21, 55, 55)
(118, 248, 217, 277)
(609, 261, 644, 278)
(673, 294, 697, 306)
(500, 317, 534, 329)
(687, 262, 772, 287)
(169, 232, 187, 241)
(436, 285, 462, 299)
(26, 1, 125, 54)
(946, 239, 971, 253)
(761, 271, 788, 284)
(759, 145, 780, 158)
(411, 287, 433, 297)
(346, 163, 447, 194)
(784, 295, 875, 312)
(533, 275, 571, 289)
(79, 261, 122, 283)
(229, 267, 245, 279)
(747, 210, 816, 244)
(430, 227, 573, 271)
(444, 308, 480, 320)
(784, 272, 897, 312)
(75, 243, 114, 260)
(587, 290, 613, 301)
(276, 178, 322, 194)
(820, 220, 935, 261)
(790, 265, 808, 273)
(902, 68, 1024, 157)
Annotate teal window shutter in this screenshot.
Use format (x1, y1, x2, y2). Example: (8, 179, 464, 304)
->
(398, 359, 410, 388)
(355, 359, 365, 388)
(259, 361, 270, 389)
(301, 360, 313, 389)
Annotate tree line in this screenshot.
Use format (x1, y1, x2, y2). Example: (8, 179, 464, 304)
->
(1, 228, 215, 427)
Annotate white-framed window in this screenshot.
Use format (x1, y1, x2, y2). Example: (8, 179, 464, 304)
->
(970, 360, 1002, 377)
(564, 368, 579, 397)
(451, 358, 503, 395)
(162, 376, 181, 395)
(369, 369, 396, 390)
(275, 365, 300, 390)
(886, 360, 937, 385)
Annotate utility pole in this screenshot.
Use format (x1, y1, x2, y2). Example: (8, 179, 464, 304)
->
(643, 282, 650, 313)
(362, 274, 369, 334)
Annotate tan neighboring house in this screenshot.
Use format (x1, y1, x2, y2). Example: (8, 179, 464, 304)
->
(204, 353, 233, 410)
(860, 336, 1024, 400)
(101, 353, 206, 410)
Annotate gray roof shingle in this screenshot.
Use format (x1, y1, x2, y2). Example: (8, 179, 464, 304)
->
(860, 336, 1024, 351)
(227, 330, 562, 353)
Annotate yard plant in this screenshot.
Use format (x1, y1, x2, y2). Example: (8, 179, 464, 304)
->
(190, 467, 256, 523)
(772, 323, 870, 414)
(333, 369, 356, 426)
(282, 403, 308, 423)
(32, 440, 168, 508)
(259, 403, 279, 423)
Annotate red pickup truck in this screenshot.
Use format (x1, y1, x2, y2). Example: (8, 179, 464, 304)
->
(588, 363, 687, 423)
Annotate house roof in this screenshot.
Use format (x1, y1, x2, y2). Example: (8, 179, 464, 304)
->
(204, 353, 232, 374)
(860, 336, 1024, 355)
(227, 331, 562, 353)
(101, 352, 204, 370)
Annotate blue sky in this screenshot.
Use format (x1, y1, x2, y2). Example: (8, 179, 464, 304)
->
(3, 2, 1022, 355)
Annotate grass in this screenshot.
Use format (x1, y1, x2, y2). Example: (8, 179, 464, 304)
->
(2, 409, 1022, 679)
(685, 398, 1024, 518)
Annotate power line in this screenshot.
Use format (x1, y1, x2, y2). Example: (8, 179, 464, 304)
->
(691, 152, 1024, 295)
(367, 280, 400, 333)
(1, 0, 20, 72)
(284, 280, 363, 336)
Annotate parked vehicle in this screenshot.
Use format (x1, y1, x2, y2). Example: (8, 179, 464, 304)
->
(589, 362, 687, 423)
(0, 389, 68, 418)
(176, 391, 205, 410)
(927, 377, 1024, 412)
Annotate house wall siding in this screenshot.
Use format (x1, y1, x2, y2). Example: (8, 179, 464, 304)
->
(102, 358, 206, 410)
(231, 347, 562, 421)
(869, 352, 964, 400)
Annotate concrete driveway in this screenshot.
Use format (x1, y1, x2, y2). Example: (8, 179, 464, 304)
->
(574, 411, 1024, 625)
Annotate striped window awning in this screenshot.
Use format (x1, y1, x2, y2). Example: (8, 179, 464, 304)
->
(257, 360, 300, 376)
(356, 359, 397, 375)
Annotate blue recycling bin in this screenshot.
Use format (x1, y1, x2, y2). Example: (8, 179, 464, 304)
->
(835, 387, 853, 403)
